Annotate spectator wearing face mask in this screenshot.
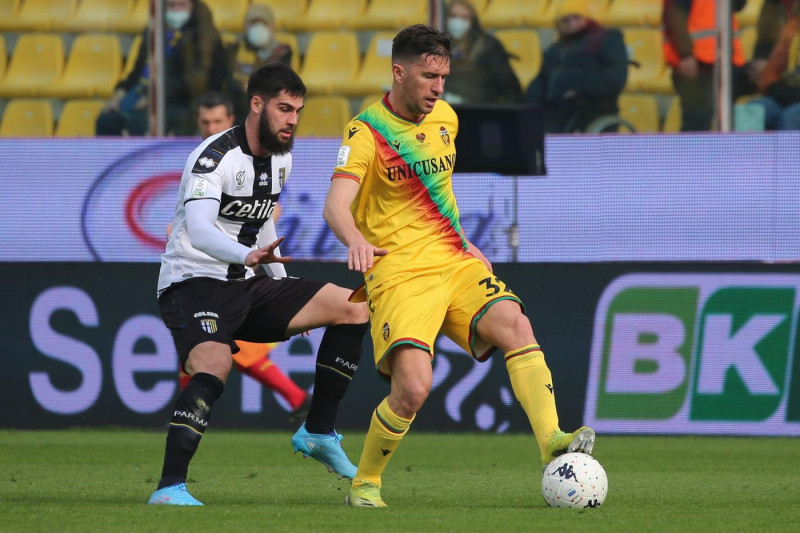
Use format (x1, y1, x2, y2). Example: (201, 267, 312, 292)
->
(232, 4, 292, 90)
(441, 0, 521, 104)
(96, 0, 227, 136)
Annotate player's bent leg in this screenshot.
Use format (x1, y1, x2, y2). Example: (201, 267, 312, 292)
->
(150, 342, 229, 503)
(284, 283, 369, 336)
(475, 302, 596, 466)
(291, 321, 368, 479)
(348, 347, 429, 508)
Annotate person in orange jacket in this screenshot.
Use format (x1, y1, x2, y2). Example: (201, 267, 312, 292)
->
(663, 0, 748, 130)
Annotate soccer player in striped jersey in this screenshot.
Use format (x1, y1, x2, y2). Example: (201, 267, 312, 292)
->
(148, 64, 367, 506)
(176, 92, 311, 424)
(323, 25, 595, 508)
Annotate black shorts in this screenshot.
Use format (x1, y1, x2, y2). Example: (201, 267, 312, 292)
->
(158, 275, 326, 365)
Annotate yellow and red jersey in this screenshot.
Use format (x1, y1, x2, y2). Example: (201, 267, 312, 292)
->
(332, 95, 469, 281)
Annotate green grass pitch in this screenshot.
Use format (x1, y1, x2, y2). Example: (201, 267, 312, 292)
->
(1, 429, 797, 532)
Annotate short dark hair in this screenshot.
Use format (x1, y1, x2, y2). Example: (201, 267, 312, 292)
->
(392, 24, 451, 64)
(195, 91, 234, 115)
(246, 63, 306, 103)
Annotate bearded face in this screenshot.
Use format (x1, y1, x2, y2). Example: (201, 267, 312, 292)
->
(257, 105, 294, 155)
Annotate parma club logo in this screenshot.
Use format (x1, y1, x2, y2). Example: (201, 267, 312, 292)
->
(439, 126, 450, 146)
(200, 319, 218, 334)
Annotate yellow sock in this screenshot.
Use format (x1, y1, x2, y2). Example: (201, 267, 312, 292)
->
(353, 397, 413, 487)
(505, 344, 561, 456)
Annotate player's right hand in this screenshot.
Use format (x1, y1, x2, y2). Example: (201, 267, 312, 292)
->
(245, 237, 292, 267)
(348, 240, 388, 273)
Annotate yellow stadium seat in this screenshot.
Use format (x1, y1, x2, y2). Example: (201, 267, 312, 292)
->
(204, 0, 248, 33)
(0, 0, 21, 31)
(120, 34, 143, 82)
(662, 96, 681, 132)
(55, 99, 105, 137)
(466, 0, 489, 14)
(296, 96, 351, 137)
(110, 0, 148, 34)
(0, 99, 54, 137)
(736, 0, 764, 27)
(54, 0, 134, 33)
(602, 0, 661, 28)
(494, 29, 542, 91)
(252, 0, 309, 31)
(623, 28, 673, 94)
(42, 34, 122, 99)
(350, 0, 428, 31)
(300, 31, 360, 95)
(739, 26, 757, 62)
(359, 93, 386, 112)
(0, 34, 64, 98)
(338, 31, 395, 97)
(2, 0, 77, 31)
(617, 94, 660, 132)
(284, 0, 367, 31)
(484, 0, 551, 28)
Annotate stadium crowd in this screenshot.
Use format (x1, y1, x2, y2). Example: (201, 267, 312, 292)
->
(0, 0, 798, 136)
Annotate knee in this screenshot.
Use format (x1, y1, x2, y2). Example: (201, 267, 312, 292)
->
(393, 381, 429, 415)
(345, 301, 370, 325)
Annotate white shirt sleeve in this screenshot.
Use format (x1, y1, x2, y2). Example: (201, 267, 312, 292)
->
(185, 198, 251, 265)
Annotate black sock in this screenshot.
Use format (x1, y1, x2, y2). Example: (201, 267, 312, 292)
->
(305, 322, 368, 434)
(157, 372, 224, 489)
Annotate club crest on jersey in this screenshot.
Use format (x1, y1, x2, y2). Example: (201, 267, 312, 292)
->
(198, 157, 216, 169)
(279, 167, 286, 188)
(382, 322, 390, 341)
(200, 319, 218, 334)
(439, 126, 450, 146)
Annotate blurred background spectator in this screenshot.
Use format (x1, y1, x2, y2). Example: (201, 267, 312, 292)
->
(95, 0, 228, 136)
(194, 90, 235, 138)
(745, 0, 800, 129)
(442, 0, 521, 104)
(525, 0, 628, 133)
(663, 0, 749, 131)
(1, 0, 780, 138)
(227, 3, 293, 120)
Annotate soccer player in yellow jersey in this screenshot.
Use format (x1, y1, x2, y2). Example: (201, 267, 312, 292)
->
(324, 24, 596, 508)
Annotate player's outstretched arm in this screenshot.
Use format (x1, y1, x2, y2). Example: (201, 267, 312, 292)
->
(323, 178, 387, 273)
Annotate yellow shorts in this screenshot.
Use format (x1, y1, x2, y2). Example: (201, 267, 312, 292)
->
(366, 257, 523, 377)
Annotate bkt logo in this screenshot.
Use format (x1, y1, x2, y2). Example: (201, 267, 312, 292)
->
(585, 274, 800, 436)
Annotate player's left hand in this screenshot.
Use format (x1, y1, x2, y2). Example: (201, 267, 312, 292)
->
(245, 237, 292, 267)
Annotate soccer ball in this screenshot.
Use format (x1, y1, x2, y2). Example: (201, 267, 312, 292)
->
(541, 452, 608, 509)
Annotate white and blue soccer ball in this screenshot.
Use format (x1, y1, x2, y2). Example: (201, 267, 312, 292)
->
(542, 452, 608, 509)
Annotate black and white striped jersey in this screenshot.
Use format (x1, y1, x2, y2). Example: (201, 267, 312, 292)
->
(158, 126, 290, 292)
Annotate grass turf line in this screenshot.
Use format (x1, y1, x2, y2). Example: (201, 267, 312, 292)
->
(0, 429, 798, 532)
